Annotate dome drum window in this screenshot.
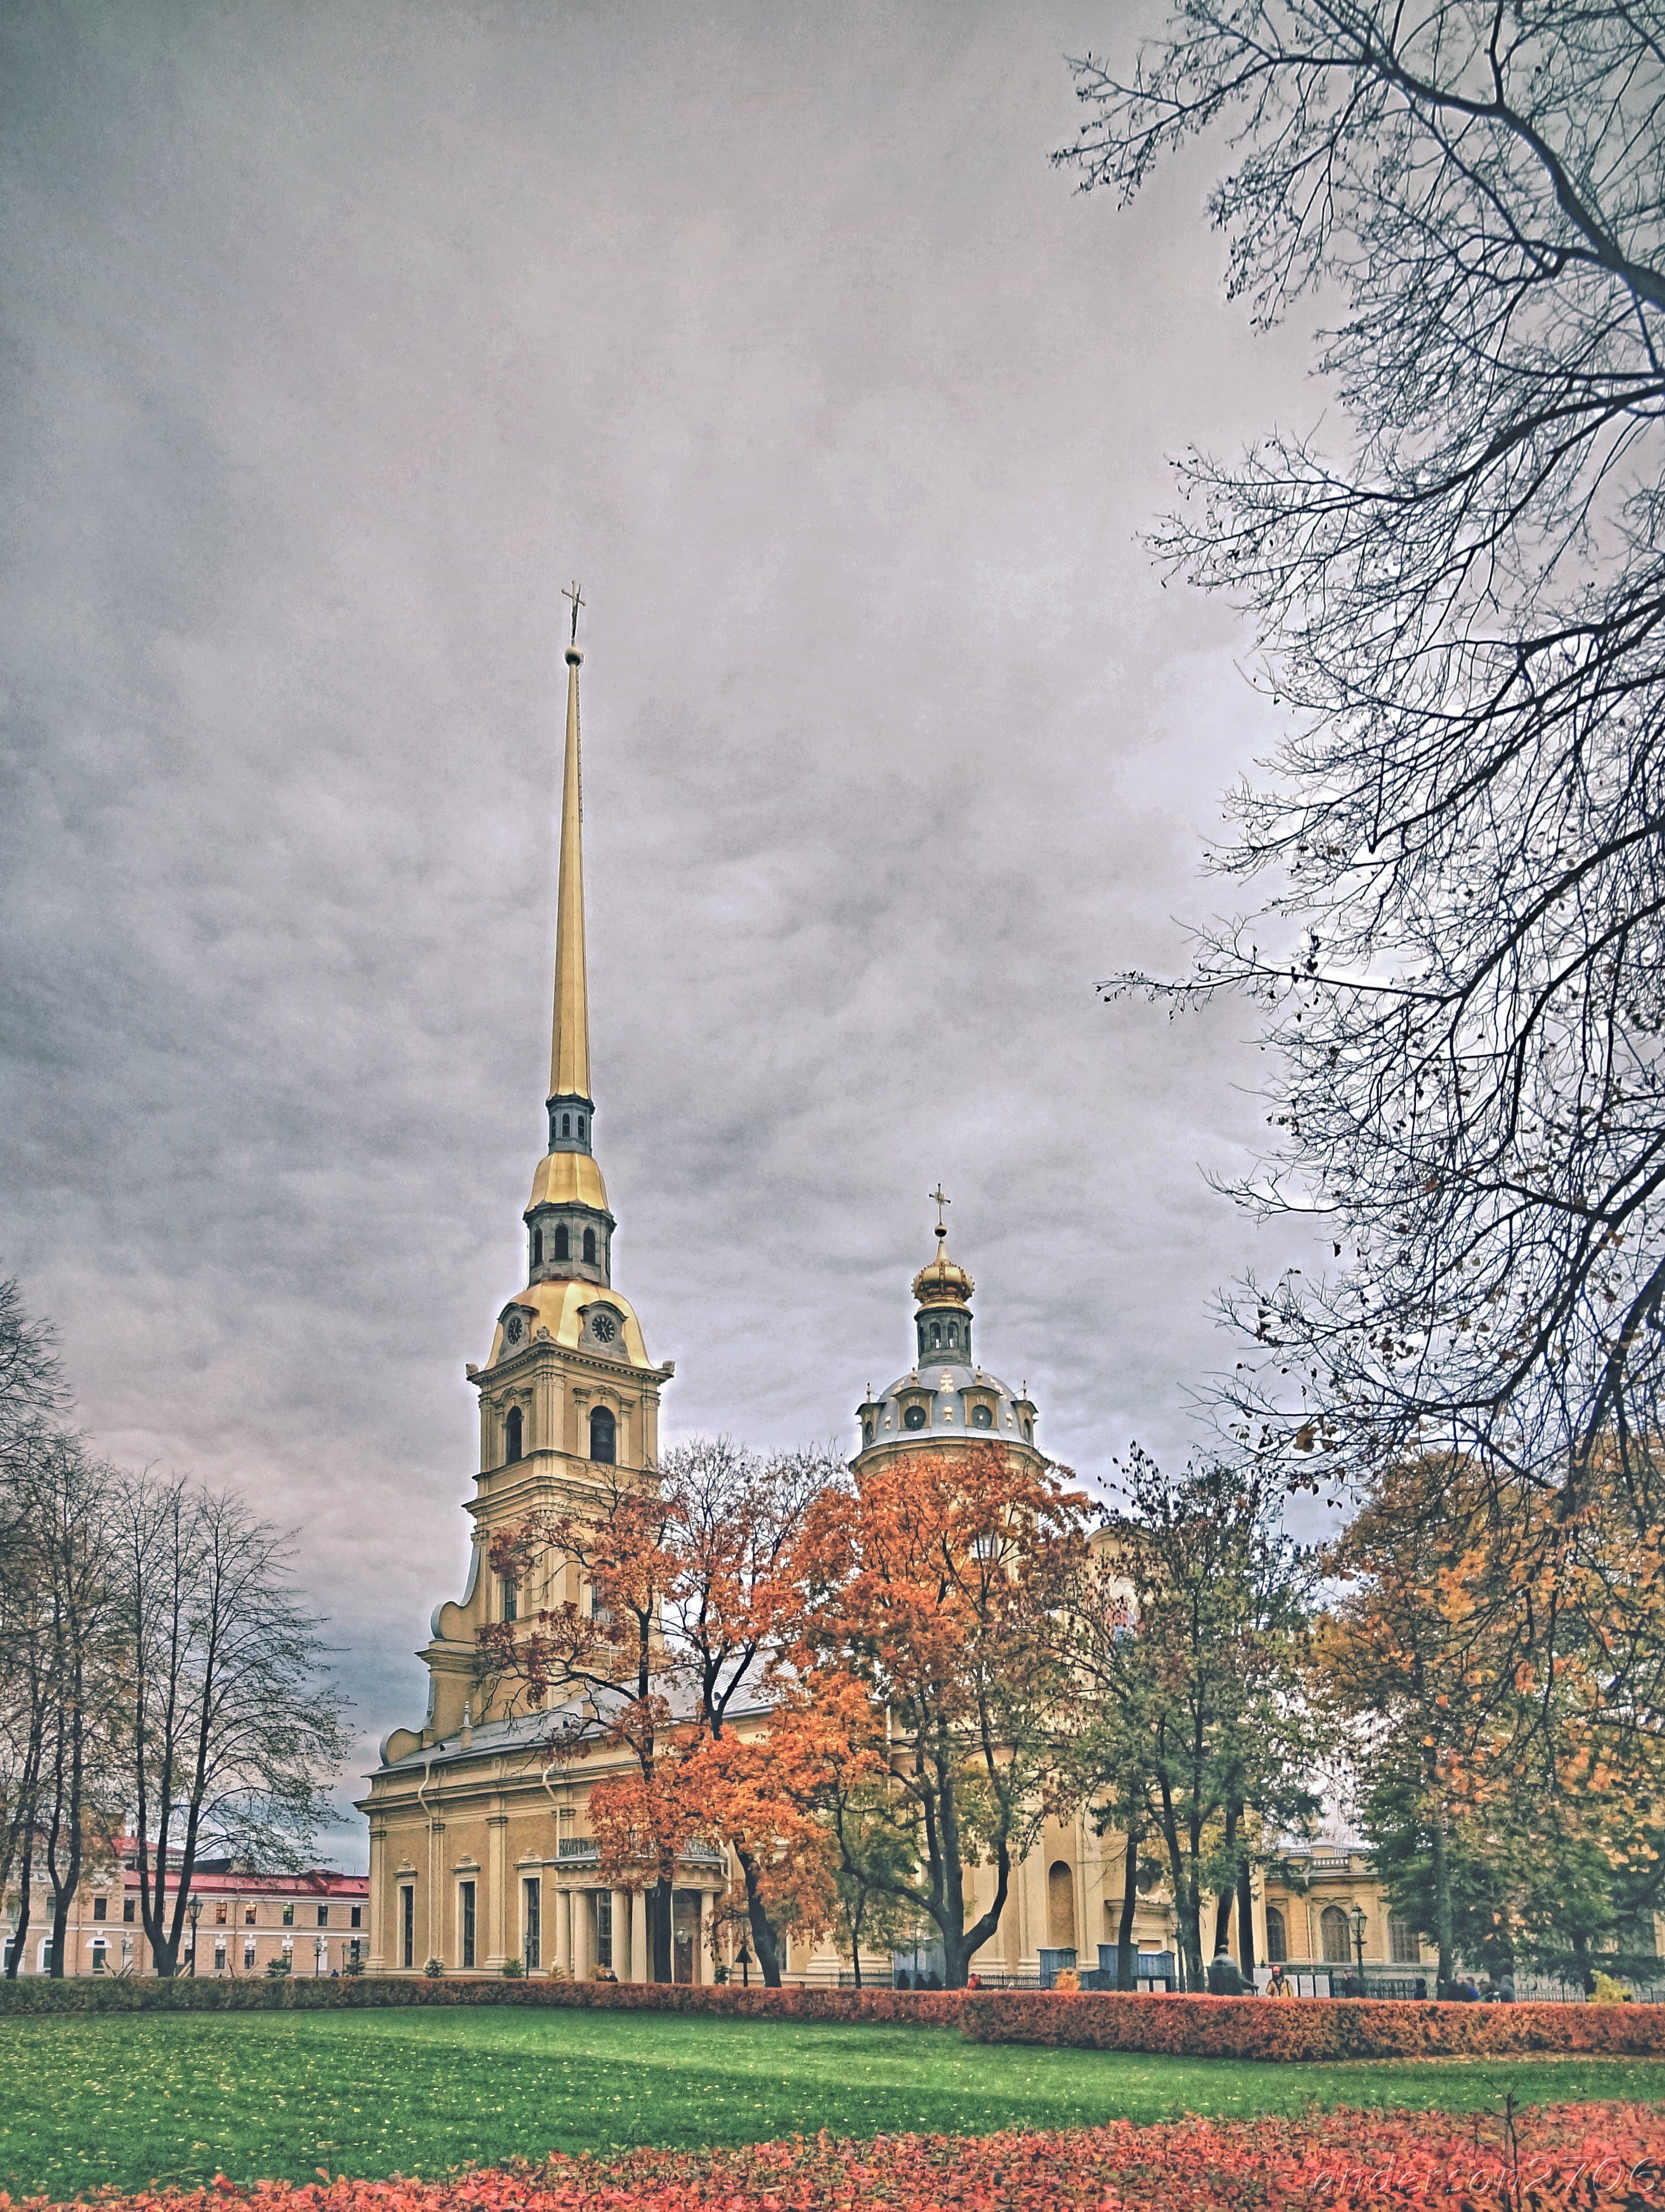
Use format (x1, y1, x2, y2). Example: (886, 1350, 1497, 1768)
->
(962, 1384, 1000, 1433)
(893, 1384, 934, 1433)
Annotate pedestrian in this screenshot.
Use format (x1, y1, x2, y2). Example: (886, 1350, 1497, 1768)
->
(1495, 1971, 1516, 2004)
(1206, 1946, 1251, 1996)
(1453, 1975, 1480, 2002)
(1265, 1963, 1291, 1998)
(1413, 1978, 1428, 2000)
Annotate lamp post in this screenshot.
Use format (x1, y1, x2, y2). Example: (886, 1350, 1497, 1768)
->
(736, 1939, 751, 1990)
(1350, 1904, 1367, 1982)
(187, 1898, 201, 1978)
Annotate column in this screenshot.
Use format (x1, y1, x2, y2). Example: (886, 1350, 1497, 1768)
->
(366, 1825, 386, 1974)
(487, 1814, 510, 1969)
(571, 1891, 591, 1981)
(630, 1892, 648, 1983)
(554, 1887, 571, 1978)
(611, 1888, 631, 1979)
(694, 1891, 707, 1984)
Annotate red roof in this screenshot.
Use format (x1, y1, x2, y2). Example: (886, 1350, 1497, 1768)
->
(123, 1869, 367, 1895)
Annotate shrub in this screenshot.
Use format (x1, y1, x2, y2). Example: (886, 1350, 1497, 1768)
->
(959, 1989, 1665, 2059)
(43, 2104, 1665, 2210)
(0, 1975, 964, 2023)
(500, 1959, 524, 1979)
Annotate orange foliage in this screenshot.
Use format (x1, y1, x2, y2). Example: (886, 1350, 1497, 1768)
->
(33, 2105, 1665, 2210)
(792, 1441, 1091, 1985)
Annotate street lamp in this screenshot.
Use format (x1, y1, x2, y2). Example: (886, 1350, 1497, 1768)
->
(187, 1899, 201, 1979)
(1350, 1904, 1367, 1980)
(736, 1939, 751, 1990)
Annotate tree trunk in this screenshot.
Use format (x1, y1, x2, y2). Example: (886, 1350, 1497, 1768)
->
(1236, 1857, 1255, 1974)
(1571, 1930, 1597, 1998)
(1178, 1891, 1204, 1992)
(46, 1731, 86, 1982)
(1116, 1822, 1140, 1990)
(650, 1873, 674, 1983)
(736, 1846, 784, 1987)
(1431, 1804, 1455, 1994)
(1212, 1801, 1241, 1958)
(6, 1832, 33, 1979)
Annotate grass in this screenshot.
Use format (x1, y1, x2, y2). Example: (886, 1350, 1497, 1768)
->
(2, 2008, 1663, 2200)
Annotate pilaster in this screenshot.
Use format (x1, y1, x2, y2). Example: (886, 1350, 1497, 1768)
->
(486, 1810, 510, 1969)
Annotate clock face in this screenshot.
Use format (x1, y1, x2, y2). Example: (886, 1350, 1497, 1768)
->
(504, 1314, 525, 1346)
(591, 1312, 617, 1343)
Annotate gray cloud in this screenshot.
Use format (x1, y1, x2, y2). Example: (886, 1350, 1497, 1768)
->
(1, 0, 1331, 1861)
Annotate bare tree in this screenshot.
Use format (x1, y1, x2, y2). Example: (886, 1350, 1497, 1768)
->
(0, 1285, 71, 1976)
(35, 1435, 127, 1976)
(118, 1478, 349, 1976)
(1063, 7, 1665, 1525)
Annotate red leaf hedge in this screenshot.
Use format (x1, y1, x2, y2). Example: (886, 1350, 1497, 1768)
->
(0, 1978, 963, 2025)
(959, 1987, 1665, 2057)
(18, 2104, 1664, 2210)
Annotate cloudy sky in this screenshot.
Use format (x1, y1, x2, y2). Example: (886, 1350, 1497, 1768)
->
(2, 0, 1334, 1859)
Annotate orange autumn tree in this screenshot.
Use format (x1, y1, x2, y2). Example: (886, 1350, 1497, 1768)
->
(793, 1441, 1090, 1988)
(478, 1466, 697, 1982)
(657, 1438, 849, 1986)
(479, 1439, 848, 1987)
(1319, 1449, 1665, 1992)
(678, 1670, 879, 1982)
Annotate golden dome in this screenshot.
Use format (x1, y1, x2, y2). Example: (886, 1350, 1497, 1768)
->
(486, 1277, 652, 1370)
(913, 1231, 974, 1308)
(526, 1148, 610, 1214)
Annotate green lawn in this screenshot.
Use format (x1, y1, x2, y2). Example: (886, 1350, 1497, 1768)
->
(3, 2009, 1663, 2199)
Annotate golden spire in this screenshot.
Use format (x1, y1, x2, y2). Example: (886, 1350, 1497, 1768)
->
(550, 581, 590, 1106)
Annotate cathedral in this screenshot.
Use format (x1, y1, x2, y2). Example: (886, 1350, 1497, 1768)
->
(357, 626, 1206, 1986)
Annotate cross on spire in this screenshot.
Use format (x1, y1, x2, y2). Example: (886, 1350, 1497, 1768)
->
(929, 1184, 950, 1244)
(563, 578, 585, 645)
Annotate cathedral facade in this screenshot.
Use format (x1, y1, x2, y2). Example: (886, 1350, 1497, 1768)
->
(357, 631, 1188, 1986)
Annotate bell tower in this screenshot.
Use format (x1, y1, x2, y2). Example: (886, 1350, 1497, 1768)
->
(387, 592, 676, 1755)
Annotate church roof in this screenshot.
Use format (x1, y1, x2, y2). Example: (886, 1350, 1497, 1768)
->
(526, 1146, 610, 1214)
(487, 1277, 655, 1370)
(861, 1358, 1033, 1449)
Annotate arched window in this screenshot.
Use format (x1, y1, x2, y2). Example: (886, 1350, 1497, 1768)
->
(577, 1117, 585, 1139)
(1046, 1861, 1077, 1950)
(1264, 1907, 1287, 1964)
(930, 1322, 942, 1347)
(863, 1421, 876, 1447)
(1320, 1906, 1351, 1963)
(562, 1113, 571, 1137)
(554, 1223, 569, 1261)
(589, 1405, 616, 1464)
(531, 1227, 543, 1266)
(582, 1226, 597, 1265)
(903, 1404, 927, 1431)
(971, 1403, 994, 1430)
(504, 1406, 523, 1464)
(947, 1322, 958, 1346)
